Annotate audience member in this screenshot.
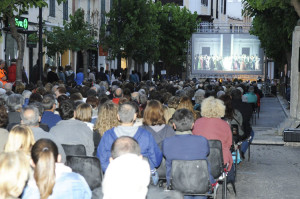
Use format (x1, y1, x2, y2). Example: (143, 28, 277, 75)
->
(50, 100, 94, 156)
(41, 94, 62, 128)
(22, 139, 91, 199)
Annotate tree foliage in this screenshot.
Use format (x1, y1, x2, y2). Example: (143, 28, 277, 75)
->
(156, 2, 198, 74)
(101, 0, 198, 74)
(44, 9, 97, 77)
(243, 0, 298, 67)
(0, 0, 65, 82)
(101, 0, 160, 64)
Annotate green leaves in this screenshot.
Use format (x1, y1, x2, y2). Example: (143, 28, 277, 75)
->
(44, 9, 97, 57)
(243, 0, 298, 65)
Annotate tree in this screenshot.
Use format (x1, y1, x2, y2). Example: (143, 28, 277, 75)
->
(156, 2, 198, 76)
(101, 0, 160, 79)
(44, 9, 97, 77)
(0, 0, 64, 82)
(243, 0, 298, 71)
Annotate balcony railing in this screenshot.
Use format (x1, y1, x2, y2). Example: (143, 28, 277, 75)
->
(196, 22, 252, 34)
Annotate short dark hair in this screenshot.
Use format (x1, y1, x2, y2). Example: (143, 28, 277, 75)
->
(231, 89, 242, 100)
(58, 100, 74, 120)
(172, 109, 194, 131)
(111, 136, 141, 159)
(42, 94, 56, 110)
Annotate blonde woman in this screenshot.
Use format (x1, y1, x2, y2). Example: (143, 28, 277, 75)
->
(75, 103, 94, 131)
(94, 101, 119, 137)
(0, 151, 30, 199)
(22, 139, 91, 199)
(5, 124, 35, 156)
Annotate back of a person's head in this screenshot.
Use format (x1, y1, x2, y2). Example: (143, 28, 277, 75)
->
(143, 100, 165, 126)
(0, 105, 8, 128)
(5, 124, 35, 155)
(172, 109, 194, 132)
(118, 102, 136, 124)
(31, 139, 58, 199)
(58, 100, 74, 120)
(231, 89, 242, 100)
(75, 103, 92, 122)
(42, 94, 56, 110)
(21, 105, 40, 126)
(6, 94, 24, 112)
(111, 136, 141, 159)
(102, 154, 150, 199)
(201, 96, 225, 118)
(95, 101, 119, 135)
(0, 151, 30, 199)
(29, 93, 43, 104)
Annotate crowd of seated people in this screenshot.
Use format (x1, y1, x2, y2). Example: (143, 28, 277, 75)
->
(0, 72, 261, 199)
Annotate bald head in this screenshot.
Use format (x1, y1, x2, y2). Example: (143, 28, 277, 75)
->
(21, 106, 40, 126)
(111, 136, 141, 159)
(114, 88, 123, 98)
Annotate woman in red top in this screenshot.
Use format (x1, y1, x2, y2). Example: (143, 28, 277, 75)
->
(192, 96, 234, 176)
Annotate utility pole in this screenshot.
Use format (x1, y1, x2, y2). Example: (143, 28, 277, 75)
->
(38, 7, 43, 81)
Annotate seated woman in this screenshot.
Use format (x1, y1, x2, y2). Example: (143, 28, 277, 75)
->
(192, 97, 235, 191)
(75, 103, 94, 131)
(5, 124, 35, 157)
(22, 139, 91, 199)
(0, 151, 30, 199)
(142, 100, 175, 150)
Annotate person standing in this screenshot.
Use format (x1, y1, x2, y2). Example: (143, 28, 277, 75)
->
(0, 59, 7, 86)
(8, 58, 17, 83)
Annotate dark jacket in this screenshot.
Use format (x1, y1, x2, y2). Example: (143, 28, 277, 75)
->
(231, 99, 253, 139)
(142, 125, 175, 150)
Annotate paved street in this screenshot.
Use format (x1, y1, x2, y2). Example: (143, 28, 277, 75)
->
(234, 96, 300, 199)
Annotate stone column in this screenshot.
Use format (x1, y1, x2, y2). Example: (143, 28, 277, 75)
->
(290, 26, 300, 119)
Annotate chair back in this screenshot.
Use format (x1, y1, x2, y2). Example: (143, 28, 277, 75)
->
(171, 160, 211, 194)
(66, 156, 103, 190)
(157, 157, 166, 179)
(207, 140, 224, 179)
(62, 144, 86, 156)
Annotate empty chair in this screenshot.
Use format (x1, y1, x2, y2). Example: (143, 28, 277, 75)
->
(170, 160, 216, 199)
(207, 140, 227, 199)
(66, 156, 103, 199)
(62, 144, 86, 156)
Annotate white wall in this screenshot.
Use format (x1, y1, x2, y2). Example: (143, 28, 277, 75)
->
(227, 0, 242, 19)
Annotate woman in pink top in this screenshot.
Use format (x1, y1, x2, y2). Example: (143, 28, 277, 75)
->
(192, 96, 233, 174)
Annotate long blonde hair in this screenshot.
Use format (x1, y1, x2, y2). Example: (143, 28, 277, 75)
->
(94, 101, 119, 136)
(0, 151, 30, 199)
(5, 124, 35, 155)
(31, 139, 58, 199)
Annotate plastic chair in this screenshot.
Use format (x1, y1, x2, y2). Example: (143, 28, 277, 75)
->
(170, 159, 216, 199)
(62, 144, 86, 156)
(66, 155, 103, 191)
(207, 140, 227, 199)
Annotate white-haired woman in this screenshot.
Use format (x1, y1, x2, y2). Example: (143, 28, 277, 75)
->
(192, 96, 235, 184)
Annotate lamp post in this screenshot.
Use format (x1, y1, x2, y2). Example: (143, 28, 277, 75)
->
(117, 0, 121, 71)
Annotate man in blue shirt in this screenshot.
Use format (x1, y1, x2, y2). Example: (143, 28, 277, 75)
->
(163, 109, 215, 199)
(41, 94, 61, 129)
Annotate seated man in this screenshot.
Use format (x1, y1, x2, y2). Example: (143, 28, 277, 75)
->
(41, 94, 62, 129)
(163, 109, 215, 199)
(97, 102, 162, 181)
(102, 136, 183, 199)
(49, 100, 94, 156)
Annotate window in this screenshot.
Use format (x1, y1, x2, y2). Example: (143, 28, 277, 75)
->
(49, 0, 55, 17)
(101, 0, 106, 26)
(216, 0, 218, 19)
(63, 0, 68, 21)
(201, 0, 208, 6)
